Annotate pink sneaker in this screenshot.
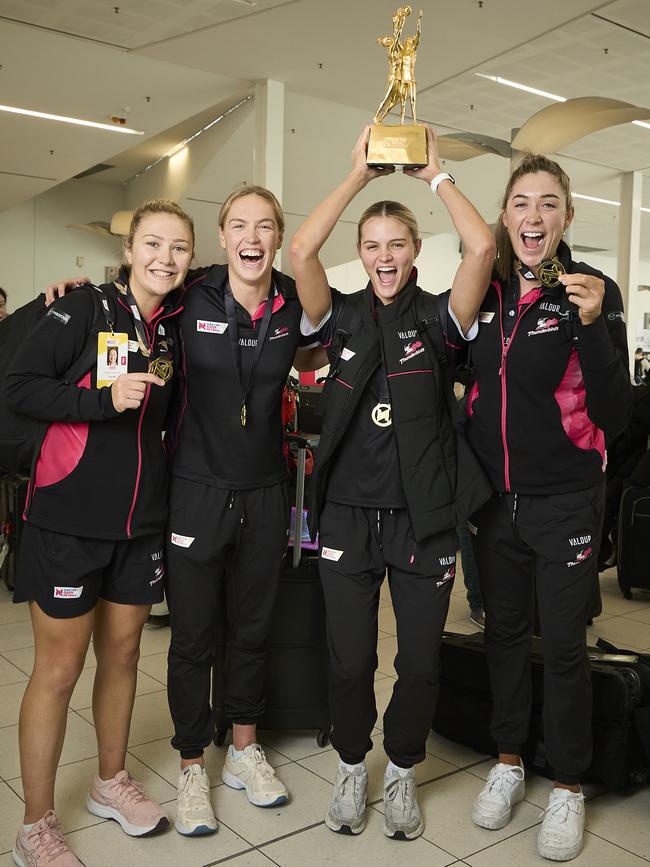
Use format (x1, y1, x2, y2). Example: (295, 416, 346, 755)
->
(86, 770, 169, 836)
(13, 810, 83, 866)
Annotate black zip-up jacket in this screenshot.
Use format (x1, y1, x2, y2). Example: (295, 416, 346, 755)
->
(465, 241, 632, 494)
(5, 282, 183, 539)
(309, 278, 488, 541)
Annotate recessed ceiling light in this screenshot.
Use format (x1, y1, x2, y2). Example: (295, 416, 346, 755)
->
(573, 192, 650, 213)
(0, 103, 144, 135)
(474, 73, 566, 103)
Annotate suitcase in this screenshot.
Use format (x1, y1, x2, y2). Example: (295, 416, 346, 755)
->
(616, 485, 650, 598)
(432, 631, 650, 790)
(212, 433, 330, 748)
(0, 473, 29, 592)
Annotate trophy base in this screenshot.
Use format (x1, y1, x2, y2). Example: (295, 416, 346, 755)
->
(367, 124, 427, 168)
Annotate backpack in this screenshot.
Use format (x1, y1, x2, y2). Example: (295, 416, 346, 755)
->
(0, 284, 114, 474)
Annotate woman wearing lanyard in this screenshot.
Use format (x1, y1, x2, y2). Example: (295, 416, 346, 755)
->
(290, 127, 495, 840)
(47, 188, 323, 836)
(165, 187, 321, 835)
(465, 155, 632, 862)
(6, 200, 192, 866)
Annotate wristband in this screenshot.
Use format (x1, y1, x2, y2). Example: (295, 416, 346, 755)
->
(430, 172, 456, 194)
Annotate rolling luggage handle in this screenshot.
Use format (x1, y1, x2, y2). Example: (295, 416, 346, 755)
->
(285, 432, 320, 568)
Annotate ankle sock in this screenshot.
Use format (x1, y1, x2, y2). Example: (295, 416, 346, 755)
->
(339, 760, 365, 773)
(22, 823, 35, 833)
(386, 760, 413, 778)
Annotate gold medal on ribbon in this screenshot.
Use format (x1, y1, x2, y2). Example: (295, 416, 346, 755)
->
(538, 257, 565, 288)
(148, 357, 173, 383)
(241, 404, 247, 428)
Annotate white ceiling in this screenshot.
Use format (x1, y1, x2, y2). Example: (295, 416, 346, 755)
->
(0, 0, 649, 256)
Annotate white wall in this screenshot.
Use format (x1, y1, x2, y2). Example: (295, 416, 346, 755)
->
(0, 178, 124, 310)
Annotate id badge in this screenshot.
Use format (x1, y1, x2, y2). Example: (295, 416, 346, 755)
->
(96, 332, 128, 388)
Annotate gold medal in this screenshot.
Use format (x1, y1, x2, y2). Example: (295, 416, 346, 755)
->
(148, 357, 173, 383)
(538, 257, 565, 288)
(241, 404, 247, 428)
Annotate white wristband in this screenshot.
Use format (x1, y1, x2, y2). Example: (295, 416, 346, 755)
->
(430, 172, 455, 195)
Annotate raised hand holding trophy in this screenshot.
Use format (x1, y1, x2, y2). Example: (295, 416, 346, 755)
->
(368, 6, 427, 168)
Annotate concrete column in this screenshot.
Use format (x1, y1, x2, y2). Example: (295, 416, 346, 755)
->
(254, 80, 285, 269)
(617, 171, 642, 375)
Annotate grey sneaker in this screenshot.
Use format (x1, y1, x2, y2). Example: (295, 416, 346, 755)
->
(382, 765, 424, 840)
(325, 764, 368, 835)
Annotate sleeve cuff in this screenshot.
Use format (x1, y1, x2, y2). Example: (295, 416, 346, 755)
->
(448, 300, 479, 341)
(300, 306, 332, 337)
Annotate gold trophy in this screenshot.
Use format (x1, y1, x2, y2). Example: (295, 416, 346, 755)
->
(367, 5, 427, 168)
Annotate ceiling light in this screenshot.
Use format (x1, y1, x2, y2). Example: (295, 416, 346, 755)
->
(573, 192, 650, 213)
(474, 73, 566, 103)
(0, 103, 144, 134)
(632, 120, 650, 130)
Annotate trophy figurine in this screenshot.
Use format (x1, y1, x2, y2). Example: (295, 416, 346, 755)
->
(367, 6, 427, 168)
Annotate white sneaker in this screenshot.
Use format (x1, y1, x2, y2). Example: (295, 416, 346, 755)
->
(472, 761, 525, 830)
(382, 765, 424, 840)
(222, 744, 288, 807)
(537, 788, 585, 862)
(325, 764, 368, 835)
(175, 764, 218, 836)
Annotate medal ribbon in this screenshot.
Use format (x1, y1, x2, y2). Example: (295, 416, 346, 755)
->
(224, 283, 274, 428)
(123, 283, 152, 358)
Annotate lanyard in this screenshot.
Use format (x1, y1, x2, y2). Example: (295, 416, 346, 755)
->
(122, 282, 152, 357)
(224, 283, 274, 428)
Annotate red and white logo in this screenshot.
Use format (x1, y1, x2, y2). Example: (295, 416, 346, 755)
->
(528, 317, 559, 337)
(567, 547, 593, 567)
(53, 586, 83, 599)
(270, 326, 289, 341)
(196, 320, 227, 334)
(171, 532, 195, 548)
(436, 565, 456, 587)
(399, 339, 425, 365)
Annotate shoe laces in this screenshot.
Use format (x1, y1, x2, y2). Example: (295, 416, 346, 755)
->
(486, 764, 524, 798)
(336, 769, 364, 807)
(180, 766, 210, 808)
(540, 793, 583, 824)
(248, 745, 276, 781)
(108, 770, 147, 807)
(385, 774, 414, 809)
(28, 812, 69, 860)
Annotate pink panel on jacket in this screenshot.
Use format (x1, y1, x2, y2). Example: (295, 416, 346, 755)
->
(554, 347, 605, 464)
(34, 372, 91, 488)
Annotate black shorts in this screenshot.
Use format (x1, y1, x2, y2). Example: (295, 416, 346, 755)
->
(14, 523, 165, 618)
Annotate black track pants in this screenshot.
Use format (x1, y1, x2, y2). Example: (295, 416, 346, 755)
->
(471, 486, 604, 784)
(318, 501, 457, 768)
(166, 477, 289, 759)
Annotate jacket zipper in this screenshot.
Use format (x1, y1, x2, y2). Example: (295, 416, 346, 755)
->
(497, 289, 536, 493)
(125, 306, 182, 537)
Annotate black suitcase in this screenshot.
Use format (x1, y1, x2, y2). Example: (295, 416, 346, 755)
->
(432, 632, 650, 790)
(212, 433, 330, 748)
(616, 485, 650, 598)
(0, 473, 29, 592)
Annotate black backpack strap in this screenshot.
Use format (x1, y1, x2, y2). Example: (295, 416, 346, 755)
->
(63, 284, 116, 386)
(319, 291, 366, 384)
(415, 293, 466, 428)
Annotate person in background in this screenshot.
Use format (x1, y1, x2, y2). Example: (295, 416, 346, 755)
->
(0, 287, 8, 320)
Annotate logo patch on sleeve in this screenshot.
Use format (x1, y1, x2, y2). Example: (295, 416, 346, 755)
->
(321, 547, 343, 562)
(478, 311, 495, 323)
(171, 533, 195, 548)
(47, 308, 71, 325)
(340, 347, 356, 361)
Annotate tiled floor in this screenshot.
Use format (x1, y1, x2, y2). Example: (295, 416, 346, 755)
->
(1, 566, 649, 866)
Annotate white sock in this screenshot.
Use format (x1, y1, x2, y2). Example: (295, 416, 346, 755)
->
(386, 760, 413, 777)
(231, 747, 245, 759)
(339, 760, 365, 773)
(22, 823, 35, 832)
